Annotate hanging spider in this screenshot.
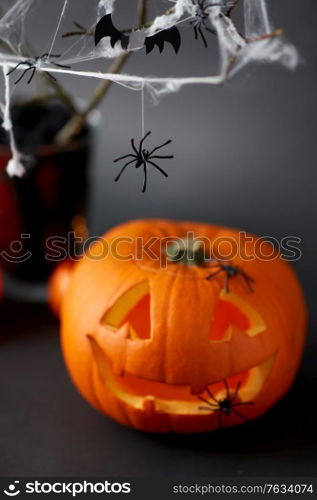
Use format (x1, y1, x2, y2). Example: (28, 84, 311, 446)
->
(205, 262, 255, 293)
(198, 380, 253, 428)
(6, 54, 71, 85)
(114, 131, 173, 193)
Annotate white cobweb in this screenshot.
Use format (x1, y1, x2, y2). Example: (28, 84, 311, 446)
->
(0, 0, 299, 177)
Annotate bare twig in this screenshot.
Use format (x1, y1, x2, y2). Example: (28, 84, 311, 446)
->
(54, 52, 130, 145)
(223, 27, 285, 80)
(62, 22, 93, 38)
(138, 0, 148, 27)
(247, 28, 284, 43)
(56, 0, 177, 146)
(226, 0, 241, 18)
(0, 8, 76, 114)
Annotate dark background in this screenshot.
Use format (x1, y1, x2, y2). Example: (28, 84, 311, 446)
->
(1, 0, 317, 477)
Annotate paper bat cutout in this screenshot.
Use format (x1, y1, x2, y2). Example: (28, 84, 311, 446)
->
(144, 26, 181, 54)
(94, 14, 181, 54)
(95, 14, 129, 50)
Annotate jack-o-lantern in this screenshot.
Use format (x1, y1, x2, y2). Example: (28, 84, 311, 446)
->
(48, 259, 77, 317)
(61, 219, 307, 433)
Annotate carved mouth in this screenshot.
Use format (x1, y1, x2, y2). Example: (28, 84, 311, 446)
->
(89, 336, 275, 416)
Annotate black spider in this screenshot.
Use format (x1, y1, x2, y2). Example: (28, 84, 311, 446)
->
(205, 262, 255, 293)
(198, 380, 253, 428)
(6, 54, 71, 85)
(190, 0, 216, 48)
(190, 1, 238, 48)
(114, 131, 173, 193)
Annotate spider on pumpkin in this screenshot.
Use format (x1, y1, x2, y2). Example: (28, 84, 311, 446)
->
(113, 131, 173, 193)
(205, 262, 255, 293)
(6, 53, 71, 85)
(198, 380, 253, 428)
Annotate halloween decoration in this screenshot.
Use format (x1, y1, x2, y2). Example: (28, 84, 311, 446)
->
(48, 259, 76, 317)
(198, 379, 253, 428)
(190, 0, 216, 48)
(114, 131, 173, 192)
(6, 54, 71, 85)
(94, 14, 181, 54)
(95, 15, 130, 50)
(61, 219, 307, 433)
(206, 263, 255, 293)
(144, 27, 181, 55)
(0, 0, 298, 177)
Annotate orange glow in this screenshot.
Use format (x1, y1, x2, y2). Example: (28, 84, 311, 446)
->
(120, 294, 151, 339)
(111, 365, 250, 402)
(210, 299, 250, 341)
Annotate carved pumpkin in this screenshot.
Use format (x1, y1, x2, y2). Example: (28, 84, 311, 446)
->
(48, 259, 76, 317)
(61, 219, 307, 433)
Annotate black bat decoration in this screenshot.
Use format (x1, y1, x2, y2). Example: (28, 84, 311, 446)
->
(95, 14, 129, 50)
(94, 14, 181, 54)
(144, 26, 181, 54)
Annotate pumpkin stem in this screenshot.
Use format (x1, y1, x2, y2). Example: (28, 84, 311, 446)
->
(165, 237, 207, 267)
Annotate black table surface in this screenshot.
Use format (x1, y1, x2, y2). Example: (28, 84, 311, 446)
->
(0, 300, 316, 478)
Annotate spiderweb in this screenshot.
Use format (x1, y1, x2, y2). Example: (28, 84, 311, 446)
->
(0, 0, 299, 177)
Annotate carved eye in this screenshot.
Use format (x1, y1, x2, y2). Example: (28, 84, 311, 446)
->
(102, 281, 151, 340)
(209, 291, 266, 342)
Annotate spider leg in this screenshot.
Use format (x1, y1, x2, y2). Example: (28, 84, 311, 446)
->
(244, 277, 254, 293)
(6, 62, 27, 76)
(45, 71, 57, 82)
(230, 381, 241, 403)
(147, 160, 168, 178)
(148, 139, 172, 156)
(114, 153, 137, 163)
(51, 62, 72, 69)
(150, 155, 174, 160)
(232, 402, 254, 407)
(131, 139, 139, 155)
(240, 269, 255, 282)
(231, 407, 249, 423)
(198, 395, 218, 407)
(14, 67, 33, 85)
(205, 267, 222, 280)
(45, 53, 61, 58)
(139, 131, 151, 152)
(114, 159, 136, 182)
(224, 273, 230, 293)
(198, 26, 208, 48)
(204, 386, 219, 404)
(224, 379, 230, 399)
(193, 25, 199, 40)
(240, 271, 255, 292)
(26, 67, 37, 84)
(142, 162, 148, 193)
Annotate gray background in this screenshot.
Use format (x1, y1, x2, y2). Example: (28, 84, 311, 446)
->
(1, 0, 317, 478)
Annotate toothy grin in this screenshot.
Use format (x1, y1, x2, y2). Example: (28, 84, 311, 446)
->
(89, 336, 275, 416)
